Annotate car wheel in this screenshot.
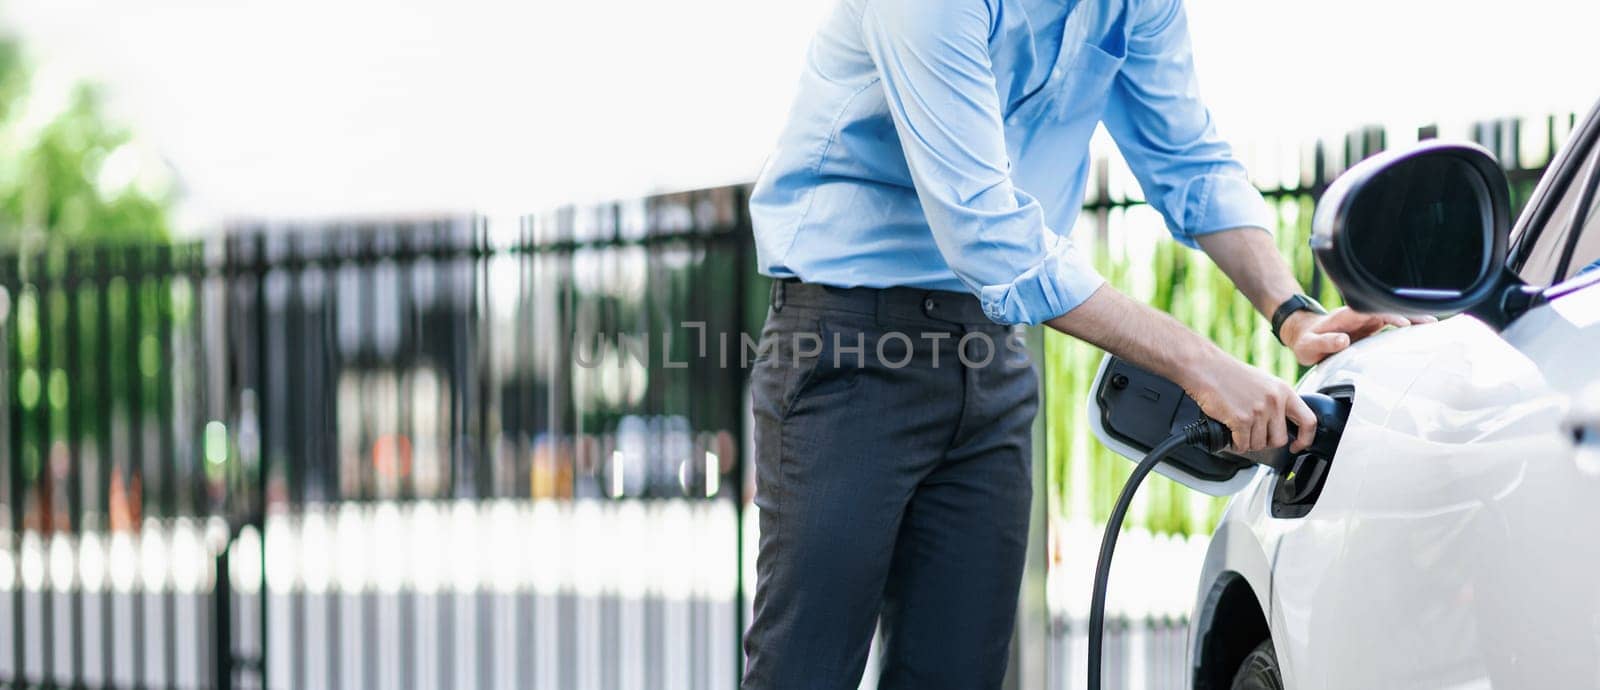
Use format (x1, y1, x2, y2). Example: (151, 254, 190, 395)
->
(1230, 639, 1283, 690)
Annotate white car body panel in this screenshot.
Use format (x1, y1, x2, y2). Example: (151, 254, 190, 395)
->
(1199, 281, 1600, 688)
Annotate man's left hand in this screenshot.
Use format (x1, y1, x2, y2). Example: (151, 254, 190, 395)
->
(1280, 307, 1434, 366)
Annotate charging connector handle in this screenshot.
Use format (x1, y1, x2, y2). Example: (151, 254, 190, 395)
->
(1087, 417, 1228, 689)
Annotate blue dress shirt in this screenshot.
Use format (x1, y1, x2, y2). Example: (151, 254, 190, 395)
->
(749, 0, 1273, 325)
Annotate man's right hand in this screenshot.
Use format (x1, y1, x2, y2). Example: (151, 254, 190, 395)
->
(1045, 284, 1316, 454)
(1177, 352, 1316, 454)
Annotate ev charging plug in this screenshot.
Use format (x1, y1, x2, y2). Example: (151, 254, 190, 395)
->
(1087, 388, 1345, 690)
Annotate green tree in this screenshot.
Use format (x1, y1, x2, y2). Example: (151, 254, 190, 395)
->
(0, 34, 171, 243)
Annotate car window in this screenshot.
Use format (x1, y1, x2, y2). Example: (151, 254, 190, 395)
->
(1562, 197, 1600, 279)
(1520, 143, 1600, 284)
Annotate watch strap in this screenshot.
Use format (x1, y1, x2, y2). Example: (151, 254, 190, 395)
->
(1271, 294, 1327, 345)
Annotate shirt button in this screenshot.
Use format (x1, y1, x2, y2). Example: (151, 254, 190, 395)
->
(923, 298, 937, 313)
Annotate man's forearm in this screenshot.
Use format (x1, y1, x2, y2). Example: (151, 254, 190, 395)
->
(1044, 284, 1223, 392)
(1195, 227, 1313, 342)
(1194, 227, 1299, 316)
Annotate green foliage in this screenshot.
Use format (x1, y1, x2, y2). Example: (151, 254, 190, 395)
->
(0, 35, 170, 244)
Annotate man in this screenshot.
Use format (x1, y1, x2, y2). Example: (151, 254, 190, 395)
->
(742, 0, 1412, 687)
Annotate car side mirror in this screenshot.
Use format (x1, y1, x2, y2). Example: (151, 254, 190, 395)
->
(1311, 141, 1513, 320)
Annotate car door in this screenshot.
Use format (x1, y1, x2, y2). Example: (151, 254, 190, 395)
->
(1263, 111, 1600, 689)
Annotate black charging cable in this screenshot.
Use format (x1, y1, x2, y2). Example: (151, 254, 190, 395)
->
(1088, 417, 1230, 689)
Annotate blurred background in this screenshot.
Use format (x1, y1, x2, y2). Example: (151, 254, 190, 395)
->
(0, 1, 1595, 688)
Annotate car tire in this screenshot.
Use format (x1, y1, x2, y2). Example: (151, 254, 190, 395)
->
(1230, 639, 1284, 690)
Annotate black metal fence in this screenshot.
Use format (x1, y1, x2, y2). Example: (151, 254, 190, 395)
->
(0, 112, 1578, 690)
(1, 186, 764, 689)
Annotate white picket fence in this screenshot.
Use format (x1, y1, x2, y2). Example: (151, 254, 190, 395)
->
(1, 518, 228, 689)
(1, 501, 1207, 689)
(1044, 520, 1209, 689)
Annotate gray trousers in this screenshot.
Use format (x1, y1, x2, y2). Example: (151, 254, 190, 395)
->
(742, 280, 1038, 690)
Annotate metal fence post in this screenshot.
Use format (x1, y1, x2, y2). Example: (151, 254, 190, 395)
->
(214, 540, 233, 690)
(1005, 325, 1049, 690)
(4, 252, 21, 688)
(733, 185, 753, 688)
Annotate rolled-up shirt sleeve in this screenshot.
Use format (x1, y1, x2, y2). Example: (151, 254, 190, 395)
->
(1102, 0, 1274, 248)
(860, 0, 1104, 326)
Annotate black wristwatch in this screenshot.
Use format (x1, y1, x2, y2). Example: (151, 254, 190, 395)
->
(1270, 294, 1327, 345)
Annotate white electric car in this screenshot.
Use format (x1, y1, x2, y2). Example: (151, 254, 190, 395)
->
(1098, 102, 1600, 689)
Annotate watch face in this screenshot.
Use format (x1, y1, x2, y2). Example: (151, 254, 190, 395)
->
(1286, 295, 1324, 315)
